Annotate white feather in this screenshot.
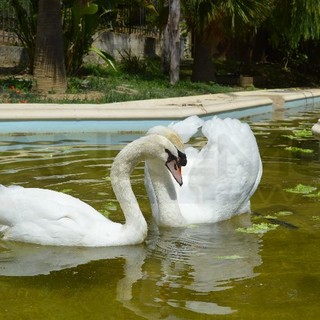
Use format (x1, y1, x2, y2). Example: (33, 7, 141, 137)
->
(145, 116, 262, 226)
(0, 135, 181, 246)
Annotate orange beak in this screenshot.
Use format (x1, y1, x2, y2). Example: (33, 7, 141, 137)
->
(166, 159, 183, 186)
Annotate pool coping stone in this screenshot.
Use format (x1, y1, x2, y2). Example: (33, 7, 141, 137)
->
(0, 88, 319, 121)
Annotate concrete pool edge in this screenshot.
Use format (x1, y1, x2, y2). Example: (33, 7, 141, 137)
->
(1, 88, 320, 133)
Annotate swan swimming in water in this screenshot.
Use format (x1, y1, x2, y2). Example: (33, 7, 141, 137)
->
(145, 116, 263, 227)
(0, 134, 184, 247)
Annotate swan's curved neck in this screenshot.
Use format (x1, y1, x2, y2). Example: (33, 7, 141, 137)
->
(110, 139, 148, 244)
(146, 162, 187, 227)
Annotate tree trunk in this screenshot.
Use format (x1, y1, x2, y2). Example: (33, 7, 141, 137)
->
(161, 1, 170, 74)
(168, 0, 180, 85)
(33, 0, 67, 93)
(191, 32, 216, 82)
(162, 21, 170, 75)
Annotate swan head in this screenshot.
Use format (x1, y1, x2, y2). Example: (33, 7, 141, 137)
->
(146, 126, 187, 168)
(144, 133, 186, 186)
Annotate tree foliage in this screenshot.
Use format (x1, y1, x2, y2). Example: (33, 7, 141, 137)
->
(182, 0, 273, 81)
(9, 0, 320, 84)
(182, 0, 273, 41)
(11, 0, 158, 75)
(269, 0, 320, 47)
(63, 0, 101, 74)
(10, 0, 38, 73)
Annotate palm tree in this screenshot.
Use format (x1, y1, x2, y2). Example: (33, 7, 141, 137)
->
(182, 0, 273, 82)
(33, 0, 67, 93)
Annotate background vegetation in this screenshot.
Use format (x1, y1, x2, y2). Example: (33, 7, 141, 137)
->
(0, 0, 320, 101)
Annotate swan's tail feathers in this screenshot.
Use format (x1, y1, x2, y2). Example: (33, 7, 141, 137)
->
(169, 115, 204, 143)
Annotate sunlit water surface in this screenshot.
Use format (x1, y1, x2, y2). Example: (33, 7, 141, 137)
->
(0, 107, 319, 319)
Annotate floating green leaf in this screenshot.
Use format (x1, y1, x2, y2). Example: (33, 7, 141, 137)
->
(103, 201, 118, 212)
(100, 208, 111, 217)
(61, 188, 73, 194)
(283, 129, 313, 140)
(275, 211, 293, 216)
(285, 146, 313, 154)
(304, 191, 320, 199)
(311, 216, 320, 221)
(284, 184, 317, 194)
(251, 214, 262, 221)
(265, 215, 277, 219)
(100, 202, 118, 217)
(293, 129, 313, 138)
(236, 223, 278, 234)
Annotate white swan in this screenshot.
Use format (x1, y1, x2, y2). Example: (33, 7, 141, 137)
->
(145, 116, 263, 227)
(0, 134, 184, 246)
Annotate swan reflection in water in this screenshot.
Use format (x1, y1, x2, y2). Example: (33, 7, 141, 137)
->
(0, 214, 262, 317)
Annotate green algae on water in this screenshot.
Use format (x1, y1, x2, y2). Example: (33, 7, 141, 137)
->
(61, 188, 73, 194)
(101, 202, 118, 217)
(304, 191, 320, 199)
(284, 184, 317, 194)
(236, 223, 279, 234)
(283, 129, 313, 140)
(275, 211, 293, 216)
(292, 129, 313, 138)
(285, 146, 313, 154)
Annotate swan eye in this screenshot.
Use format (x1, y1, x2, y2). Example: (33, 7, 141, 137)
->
(165, 149, 178, 164)
(178, 150, 187, 166)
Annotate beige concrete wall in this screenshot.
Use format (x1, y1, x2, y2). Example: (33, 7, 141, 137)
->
(0, 45, 28, 68)
(89, 31, 161, 62)
(0, 32, 161, 68)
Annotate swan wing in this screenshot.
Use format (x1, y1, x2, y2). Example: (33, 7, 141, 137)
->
(180, 117, 262, 223)
(169, 115, 204, 143)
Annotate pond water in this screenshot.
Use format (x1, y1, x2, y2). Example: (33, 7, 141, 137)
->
(0, 106, 319, 319)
